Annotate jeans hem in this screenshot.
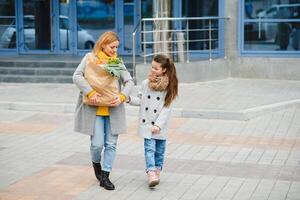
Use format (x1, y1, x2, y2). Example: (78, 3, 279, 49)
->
(102, 168, 112, 172)
(91, 159, 101, 163)
(145, 167, 156, 173)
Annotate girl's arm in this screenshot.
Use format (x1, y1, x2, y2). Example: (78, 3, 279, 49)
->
(128, 80, 147, 106)
(154, 104, 173, 130)
(119, 67, 134, 99)
(72, 53, 93, 95)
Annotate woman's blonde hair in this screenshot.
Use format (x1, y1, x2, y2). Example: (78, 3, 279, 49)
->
(92, 31, 119, 55)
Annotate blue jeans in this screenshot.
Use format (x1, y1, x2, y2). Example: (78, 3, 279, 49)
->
(144, 138, 166, 172)
(90, 116, 118, 172)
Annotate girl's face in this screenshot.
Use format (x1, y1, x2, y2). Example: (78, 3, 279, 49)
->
(102, 40, 119, 57)
(151, 60, 166, 76)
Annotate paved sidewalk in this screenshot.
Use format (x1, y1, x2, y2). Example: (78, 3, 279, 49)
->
(0, 78, 300, 200)
(0, 78, 300, 120)
(0, 107, 299, 200)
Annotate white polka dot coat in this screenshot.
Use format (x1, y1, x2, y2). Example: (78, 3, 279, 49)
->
(129, 79, 173, 140)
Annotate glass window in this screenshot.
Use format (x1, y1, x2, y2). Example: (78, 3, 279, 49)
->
(141, 0, 153, 50)
(76, 0, 116, 50)
(139, 0, 224, 61)
(59, 0, 70, 51)
(23, 0, 51, 50)
(124, 0, 134, 51)
(241, 0, 300, 54)
(183, 0, 219, 51)
(142, 0, 152, 18)
(0, 0, 16, 49)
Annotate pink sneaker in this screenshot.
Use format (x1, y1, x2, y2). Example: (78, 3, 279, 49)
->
(155, 169, 161, 182)
(147, 171, 159, 187)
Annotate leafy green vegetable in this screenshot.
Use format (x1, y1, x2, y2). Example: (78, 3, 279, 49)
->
(102, 57, 126, 78)
(107, 57, 122, 65)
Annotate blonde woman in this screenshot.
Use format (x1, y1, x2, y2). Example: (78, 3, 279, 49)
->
(73, 31, 134, 190)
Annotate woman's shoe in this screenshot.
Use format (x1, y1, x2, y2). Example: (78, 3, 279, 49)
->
(92, 162, 102, 181)
(100, 171, 115, 190)
(147, 171, 159, 187)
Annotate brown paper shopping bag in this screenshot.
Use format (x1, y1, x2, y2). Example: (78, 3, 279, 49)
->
(83, 58, 119, 106)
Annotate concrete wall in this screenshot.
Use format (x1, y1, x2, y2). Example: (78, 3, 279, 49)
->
(135, 60, 230, 84)
(136, 0, 300, 83)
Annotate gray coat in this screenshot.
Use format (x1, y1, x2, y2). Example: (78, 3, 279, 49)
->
(129, 79, 172, 140)
(73, 53, 134, 136)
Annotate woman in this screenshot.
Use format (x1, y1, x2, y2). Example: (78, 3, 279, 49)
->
(73, 31, 134, 190)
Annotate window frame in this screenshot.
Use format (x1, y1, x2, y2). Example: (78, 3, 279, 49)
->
(238, 0, 300, 57)
(173, 0, 226, 59)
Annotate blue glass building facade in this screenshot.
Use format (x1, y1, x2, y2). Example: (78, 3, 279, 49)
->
(0, 0, 299, 57)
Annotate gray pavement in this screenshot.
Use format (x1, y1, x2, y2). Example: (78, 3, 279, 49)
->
(0, 78, 300, 120)
(0, 78, 300, 200)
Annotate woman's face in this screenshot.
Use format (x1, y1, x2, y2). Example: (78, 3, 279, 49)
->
(102, 40, 119, 57)
(151, 60, 166, 76)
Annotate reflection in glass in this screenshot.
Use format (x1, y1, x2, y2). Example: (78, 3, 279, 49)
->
(0, 0, 16, 49)
(142, 0, 152, 18)
(76, 0, 115, 50)
(244, 22, 300, 51)
(141, 0, 153, 50)
(23, 0, 51, 50)
(60, 0, 70, 50)
(183, 0, 219, 50)
(243, 0, 300, 51)
(245, 0, 300, 19)
(291, 20, 300, 50)
(124, 0, 134, 51)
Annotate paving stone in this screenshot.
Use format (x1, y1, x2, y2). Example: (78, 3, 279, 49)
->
(1, 104, 300, 199)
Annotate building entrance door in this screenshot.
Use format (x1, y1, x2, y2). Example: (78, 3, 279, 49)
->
(19, 0, 73, 54)
(20, 0, 52, 52)
(17, 0, 140, 55)
(76, 0, 140, 55)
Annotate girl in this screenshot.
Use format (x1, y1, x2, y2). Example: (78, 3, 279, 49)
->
(73, 31, 134, 190)
(128, 54, 178, 187)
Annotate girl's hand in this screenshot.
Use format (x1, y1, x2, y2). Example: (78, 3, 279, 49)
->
(110, 96, 121, 107)
(90, 92, 102, 104)
(151, 125, 161, 134)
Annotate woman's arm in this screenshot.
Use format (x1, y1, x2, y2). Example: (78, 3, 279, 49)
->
(72, 53, 94, 96)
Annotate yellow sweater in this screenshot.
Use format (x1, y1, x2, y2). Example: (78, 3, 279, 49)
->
(87, 51, 125, 116)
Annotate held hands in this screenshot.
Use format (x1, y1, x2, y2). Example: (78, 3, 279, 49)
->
(151, 125, 161, 134)
(110, 96, 122, 107)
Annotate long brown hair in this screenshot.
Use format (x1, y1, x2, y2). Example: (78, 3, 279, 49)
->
(153, 54, 178, 107)
(92, 31, 119, 55)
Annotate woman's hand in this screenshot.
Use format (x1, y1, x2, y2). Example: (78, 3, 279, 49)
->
(89, 92, 102, 104)
(151, 125, 161, 134)
(110, 96, 122, 107)
(99, 60, 107, 64)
